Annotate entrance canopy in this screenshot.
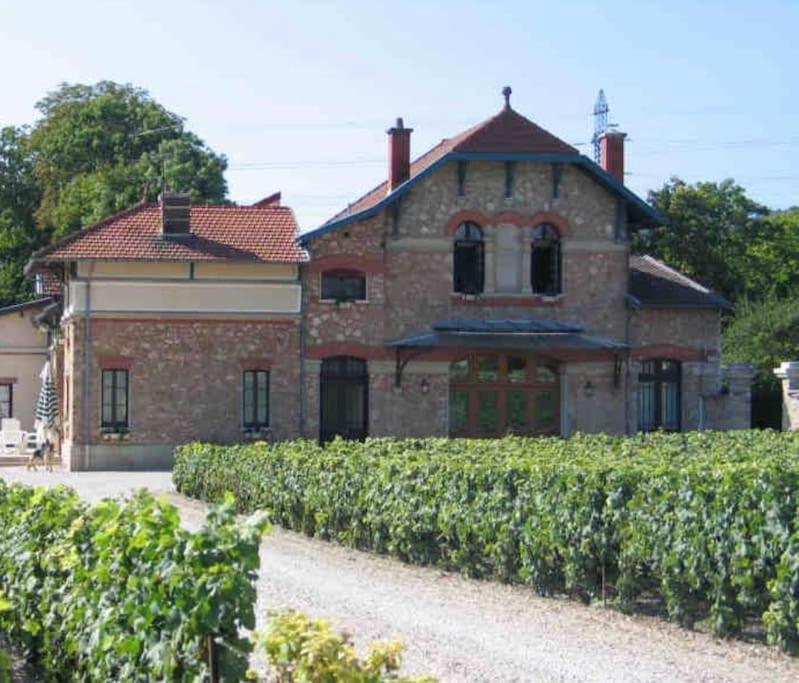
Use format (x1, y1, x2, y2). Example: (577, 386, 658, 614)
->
(386, 319, 627, 356)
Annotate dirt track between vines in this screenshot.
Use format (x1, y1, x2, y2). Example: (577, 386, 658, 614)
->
(3, 468, 797, 682)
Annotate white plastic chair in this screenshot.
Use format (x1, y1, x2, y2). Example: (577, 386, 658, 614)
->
(1, 418, 20, 432)
(0, 419, 22, 455)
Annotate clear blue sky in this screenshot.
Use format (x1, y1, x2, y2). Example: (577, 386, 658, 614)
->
(1, 0, 796, 231)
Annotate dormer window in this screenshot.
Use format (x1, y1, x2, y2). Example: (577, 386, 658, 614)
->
(531, 223, 561, 295)
(453, 222, 484, 295)
(321, 269, 366, 302)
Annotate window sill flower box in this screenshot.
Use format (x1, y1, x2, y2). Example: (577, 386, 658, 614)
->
(241, 427, 272, 442)
(101, 429, 130, 442)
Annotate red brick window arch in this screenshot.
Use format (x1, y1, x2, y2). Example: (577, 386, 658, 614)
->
(453, 221, 485, 295)
(530, 223, 561, 295)
(321, 269, 366, 302)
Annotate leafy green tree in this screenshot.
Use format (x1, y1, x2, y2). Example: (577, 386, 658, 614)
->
(29, 81, 228, 239)
(742, 209, 799, 301)
(0, 81, 228, 304)
(0, 126, 42, 305)
(634, 177, 770, 302)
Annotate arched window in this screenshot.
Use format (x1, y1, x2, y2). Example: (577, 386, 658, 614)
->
(638, 359, 681, 432)
(530, 223, 561, 295)
(453, 222, 485, 295)
(321, 269, 366, 302)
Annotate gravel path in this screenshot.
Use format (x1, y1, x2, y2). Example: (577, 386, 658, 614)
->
(3, 468, 798, 682)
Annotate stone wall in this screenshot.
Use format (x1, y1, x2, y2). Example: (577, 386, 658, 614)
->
(563, 361, 626, 435)
(705, 364, 756, 430)
(367, 361, 449, 437)
(62, 317, 301, 470)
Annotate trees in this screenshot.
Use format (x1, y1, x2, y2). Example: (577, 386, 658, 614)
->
(0, 127, 41, 304)
(0, 81, 228, 305)
(742, 209, 799, 301)
(633, 177, 770, 302)
(29, 81, 227, 240)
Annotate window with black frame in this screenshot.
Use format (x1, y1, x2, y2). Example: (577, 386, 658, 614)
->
(453, 221, 485, 295)
(321, 269, 366, 302)
(0, 384, 11, 419)
(242, 370, 270, 430)
(638, 359, 681, 432)
(530, 223, 561, 295)
(101, 369, 129, 430)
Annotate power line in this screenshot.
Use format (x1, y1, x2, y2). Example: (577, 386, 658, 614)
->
(227, 138, 799, 171)
(216, 105, 796, 132)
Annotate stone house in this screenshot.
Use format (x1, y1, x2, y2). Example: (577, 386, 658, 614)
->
(298, 93, 749, 441)
(27, 93, 752, 469)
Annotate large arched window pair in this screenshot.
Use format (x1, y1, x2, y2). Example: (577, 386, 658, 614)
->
(452, 221, 562, 295)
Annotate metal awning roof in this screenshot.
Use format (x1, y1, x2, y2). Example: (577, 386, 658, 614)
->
(431, 319, 583, 333)
(386, 330, 627, 354)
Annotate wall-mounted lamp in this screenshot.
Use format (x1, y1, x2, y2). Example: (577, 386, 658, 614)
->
(583, 380, 595, 398)
(420, 377, 430, 394)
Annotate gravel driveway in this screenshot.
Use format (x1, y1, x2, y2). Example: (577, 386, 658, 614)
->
(3, 468, 798, 682)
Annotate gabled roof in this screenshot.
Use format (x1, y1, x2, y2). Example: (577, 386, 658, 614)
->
(29, 201, 307, 267)
(300, 104, 664, 244)
(628, 255, 731, 310)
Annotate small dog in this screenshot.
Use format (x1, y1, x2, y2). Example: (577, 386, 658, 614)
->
(26, 440, 55, 472)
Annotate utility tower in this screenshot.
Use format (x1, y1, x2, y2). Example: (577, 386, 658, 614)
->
(592, 89, 609, 163)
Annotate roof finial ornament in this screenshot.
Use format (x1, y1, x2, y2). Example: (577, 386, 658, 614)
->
(502, 85, 512, 109)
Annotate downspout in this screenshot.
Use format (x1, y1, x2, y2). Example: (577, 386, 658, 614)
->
(625, 306, 632, 435)
(298, 265, 306, 438)
(698, 312, 708, 431)
(82, 263, 94, 469)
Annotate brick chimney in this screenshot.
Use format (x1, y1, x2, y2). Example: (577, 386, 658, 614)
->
(160, 192, 191, 236)
(387, 118, 413, 192)
(600, 130, 626, 184)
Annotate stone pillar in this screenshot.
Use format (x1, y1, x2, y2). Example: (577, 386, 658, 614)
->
(722, 364, 756, 428)
(774, 361, 799, 431)
(521, 227, 533, 294)
(483, 228, 496, 293)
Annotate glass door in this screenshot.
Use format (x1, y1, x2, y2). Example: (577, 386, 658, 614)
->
(320, 357, 369, 442)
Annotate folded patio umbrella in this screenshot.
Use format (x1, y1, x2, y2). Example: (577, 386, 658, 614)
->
(34, 361, 58, 441)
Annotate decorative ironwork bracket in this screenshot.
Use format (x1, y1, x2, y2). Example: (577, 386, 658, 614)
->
(394, 347, 429, 387)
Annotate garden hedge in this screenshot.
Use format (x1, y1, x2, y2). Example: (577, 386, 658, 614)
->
(0, 482, 268, 681)
(174, 432, 799, 652)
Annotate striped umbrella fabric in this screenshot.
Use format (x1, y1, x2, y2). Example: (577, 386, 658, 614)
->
(35, 361, 58, 429)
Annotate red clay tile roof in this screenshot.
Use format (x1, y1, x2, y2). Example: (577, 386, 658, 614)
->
(31, 202, 307, 264)
(325, 106, 578, 225)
